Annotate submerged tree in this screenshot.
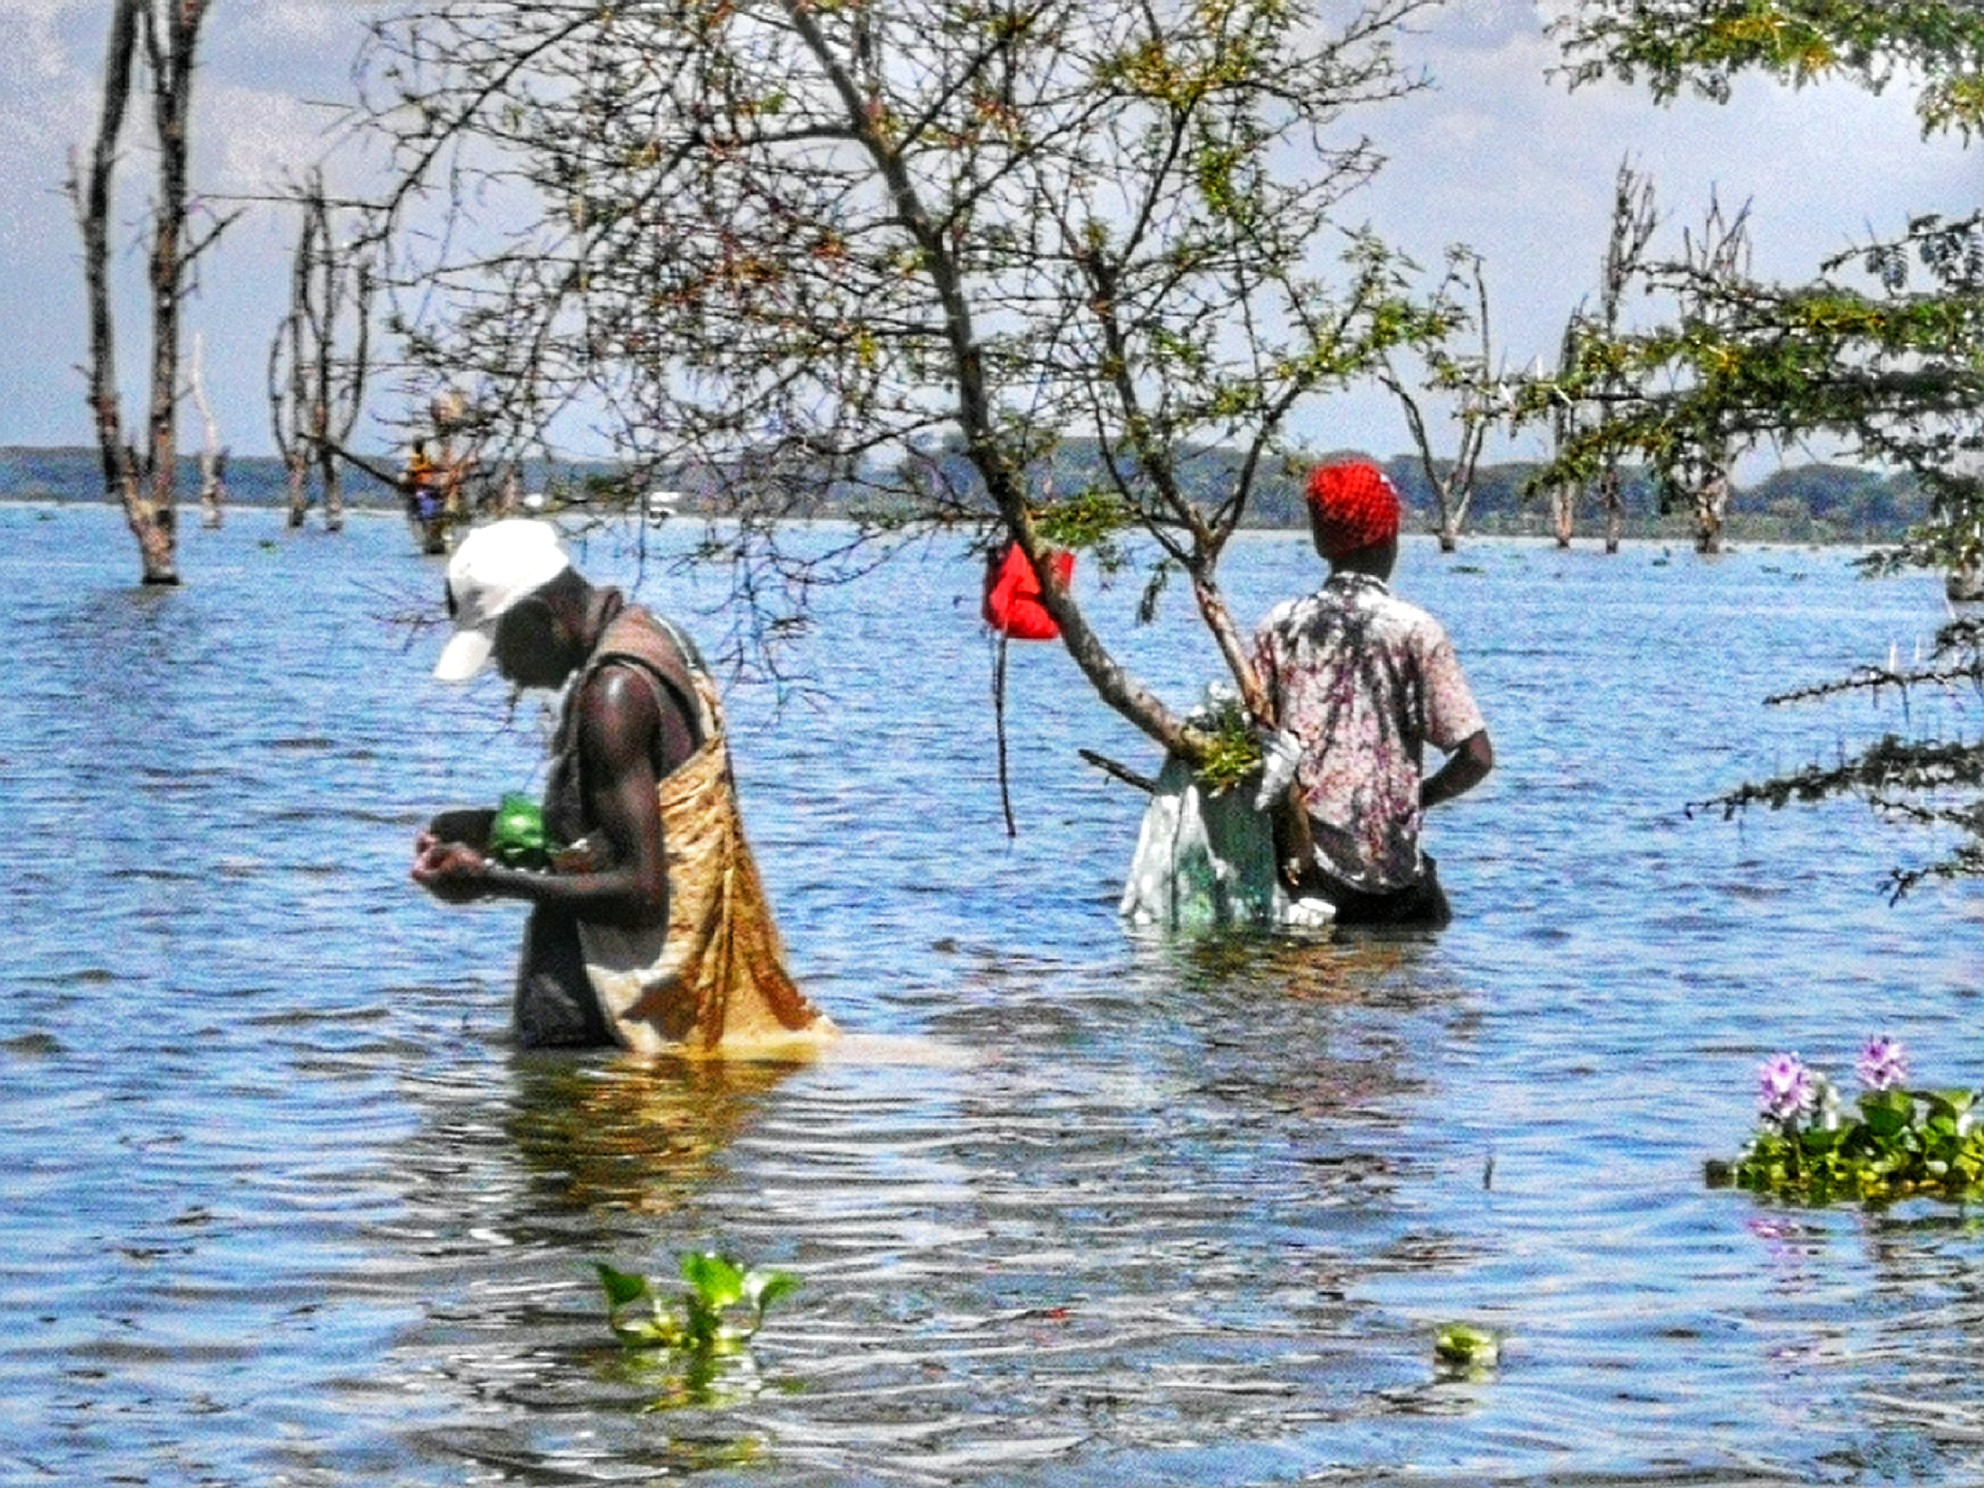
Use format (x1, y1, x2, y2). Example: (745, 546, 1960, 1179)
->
(189, 330, 226, 528)
(1548, 0, 1984, 890)
(270, 170, 376, 533)
(1379, 247, 1495, 553)
(1661, 191, 1754, 555)
(353, 0, 1455, 757)
(71, 0, 225, 584)
(1548, 157, 1658, 552)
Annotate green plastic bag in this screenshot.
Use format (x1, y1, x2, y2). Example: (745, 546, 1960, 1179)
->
(488, 792, 554, 869)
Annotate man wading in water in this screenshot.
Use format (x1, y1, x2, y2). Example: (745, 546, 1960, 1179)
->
(411, 519, 835, 1054)
(1251, 460, 1494, 929)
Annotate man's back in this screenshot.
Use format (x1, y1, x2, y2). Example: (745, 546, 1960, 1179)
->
(1253, 572, 1484, 892)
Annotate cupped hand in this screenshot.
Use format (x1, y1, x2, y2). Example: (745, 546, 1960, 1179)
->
(411, 839, 490, 904)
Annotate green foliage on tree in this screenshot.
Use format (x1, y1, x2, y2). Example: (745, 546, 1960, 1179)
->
(352, 0, 1462, 754)
(1546, 1, 1984, 893)
(1557, 1, 1984, 141)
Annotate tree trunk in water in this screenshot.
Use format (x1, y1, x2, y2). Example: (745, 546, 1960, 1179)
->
(323, 461, 345, 533)
(1551, 484, 1574, 548)
(75, 0, 174, 583)
(1695, 469, 1728, 554)
(137, 0, 201, 585)
(191, 332, 223, 529)
(285, 452, 310, 527)
(314, 401, 343, 532)
(1600, 468, 1622, 555)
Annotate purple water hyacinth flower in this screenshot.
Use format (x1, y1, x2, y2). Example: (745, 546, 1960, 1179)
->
(1757, 1053, 1817, 1124)
(1856, 1036, 1910, 1092)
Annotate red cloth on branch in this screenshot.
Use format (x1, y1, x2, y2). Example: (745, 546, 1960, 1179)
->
(983, 543, 1074, 640)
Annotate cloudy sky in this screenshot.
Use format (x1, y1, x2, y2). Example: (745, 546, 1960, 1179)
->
(2, 0, 1977, 462)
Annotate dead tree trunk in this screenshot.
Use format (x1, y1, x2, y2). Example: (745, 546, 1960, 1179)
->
(190, 330, 224, 527)
(1694, 465, 1730, 554)
(1382, 251, 1493, 555)
(271, 171, 374, 532)
(1578, 160, 1659, 560)
(73, 0, 221, 584)
(1600, 466, 1623, 554)
(76, 0, 153, 572)
(275, 194, 315, 528)
(1679, 198, 1750, 558)
(1549, 483, 1576, 548)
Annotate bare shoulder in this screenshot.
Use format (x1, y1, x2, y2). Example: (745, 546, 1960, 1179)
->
(577, 661, 664, 754)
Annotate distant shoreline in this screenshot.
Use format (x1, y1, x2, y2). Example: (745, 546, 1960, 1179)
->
(3, 495, 1899, 561)
(0, 443, 1921, 547)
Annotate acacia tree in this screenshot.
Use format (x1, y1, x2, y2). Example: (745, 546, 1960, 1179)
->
(72, 0, 224, 584)
(1546, 0, 1984, 891)
(271, 171, 376, 533)
(1663, 192, 1754, 554)
(354, 0, 1454, 757)
(1543, 4, 1984, 544)
(1548, 158, 1657, 551)
(1379, 247, 1494, 553)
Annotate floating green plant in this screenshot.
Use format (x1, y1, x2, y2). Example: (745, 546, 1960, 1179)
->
(1707, 1038, 1984, 1205)
(594, 1253, 802, 1412)
(596, 1253, 799, 1354)
(1434, 1323, 1499, 1369)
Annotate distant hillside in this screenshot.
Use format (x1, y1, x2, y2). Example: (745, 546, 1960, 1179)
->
(0, 446, 400, 509)
(1, 444, 1926, 542)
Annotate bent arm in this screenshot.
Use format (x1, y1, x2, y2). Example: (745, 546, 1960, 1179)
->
(1421, 728, 1493, 810)
(420, 669, 669, 928)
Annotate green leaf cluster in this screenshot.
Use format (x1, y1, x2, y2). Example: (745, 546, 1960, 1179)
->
(1189, 690, 1263, 795)
(1557, 1, 1984, 141)
(595, 1253, 800, 1355)
(1434, 1323, 1499, 1369)
(1710, 1087, 1984, 1204)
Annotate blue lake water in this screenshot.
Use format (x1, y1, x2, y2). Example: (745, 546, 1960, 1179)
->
(4, 500, 1981, 1485)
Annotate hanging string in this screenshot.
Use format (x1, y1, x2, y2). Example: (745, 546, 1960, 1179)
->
(992, 628, 1017, 838)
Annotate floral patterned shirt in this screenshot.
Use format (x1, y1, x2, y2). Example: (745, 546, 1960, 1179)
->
(1249, 572, 1486, 892)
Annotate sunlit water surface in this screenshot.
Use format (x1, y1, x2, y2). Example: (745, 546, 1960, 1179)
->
(5, 502, 1982, 1486)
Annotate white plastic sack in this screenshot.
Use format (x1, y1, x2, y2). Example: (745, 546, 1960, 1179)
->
(1119, 755, 1334, 934)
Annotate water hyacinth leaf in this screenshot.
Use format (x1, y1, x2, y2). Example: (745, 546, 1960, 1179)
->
(596, 1261, 652, 1309)
(745, 1268, 800, 1314)
(680, 1251, 747, 1309)
(1859, 1089, 1913, 1137)
(612, 1312, 682, 1349)
(1434, 1324, 1499, 1367)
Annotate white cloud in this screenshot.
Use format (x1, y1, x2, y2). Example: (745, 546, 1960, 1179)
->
(2, 0, 1977, 459)
(202, 83, 348, 196)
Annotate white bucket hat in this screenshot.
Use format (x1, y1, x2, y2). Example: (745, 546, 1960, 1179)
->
(433, 519, 572, 682)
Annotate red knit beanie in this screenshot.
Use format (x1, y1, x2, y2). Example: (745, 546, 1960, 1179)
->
(1305, 461, 1400, 559)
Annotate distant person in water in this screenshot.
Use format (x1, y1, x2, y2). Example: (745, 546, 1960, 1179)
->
(1250, 460, 1494, 929)
(411, 519, 834, 1054)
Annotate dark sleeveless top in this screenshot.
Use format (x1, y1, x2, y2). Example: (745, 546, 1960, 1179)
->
(542, 596, 707, 853)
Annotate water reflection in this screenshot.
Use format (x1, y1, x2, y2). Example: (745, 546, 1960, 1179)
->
(1133, 925, 1461, 1006)
(505, 1054, 802, 1215)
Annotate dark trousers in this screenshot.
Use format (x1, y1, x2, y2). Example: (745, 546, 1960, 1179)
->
(1317, 856, 1452, 930)
(514, 908, 615, 1048)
